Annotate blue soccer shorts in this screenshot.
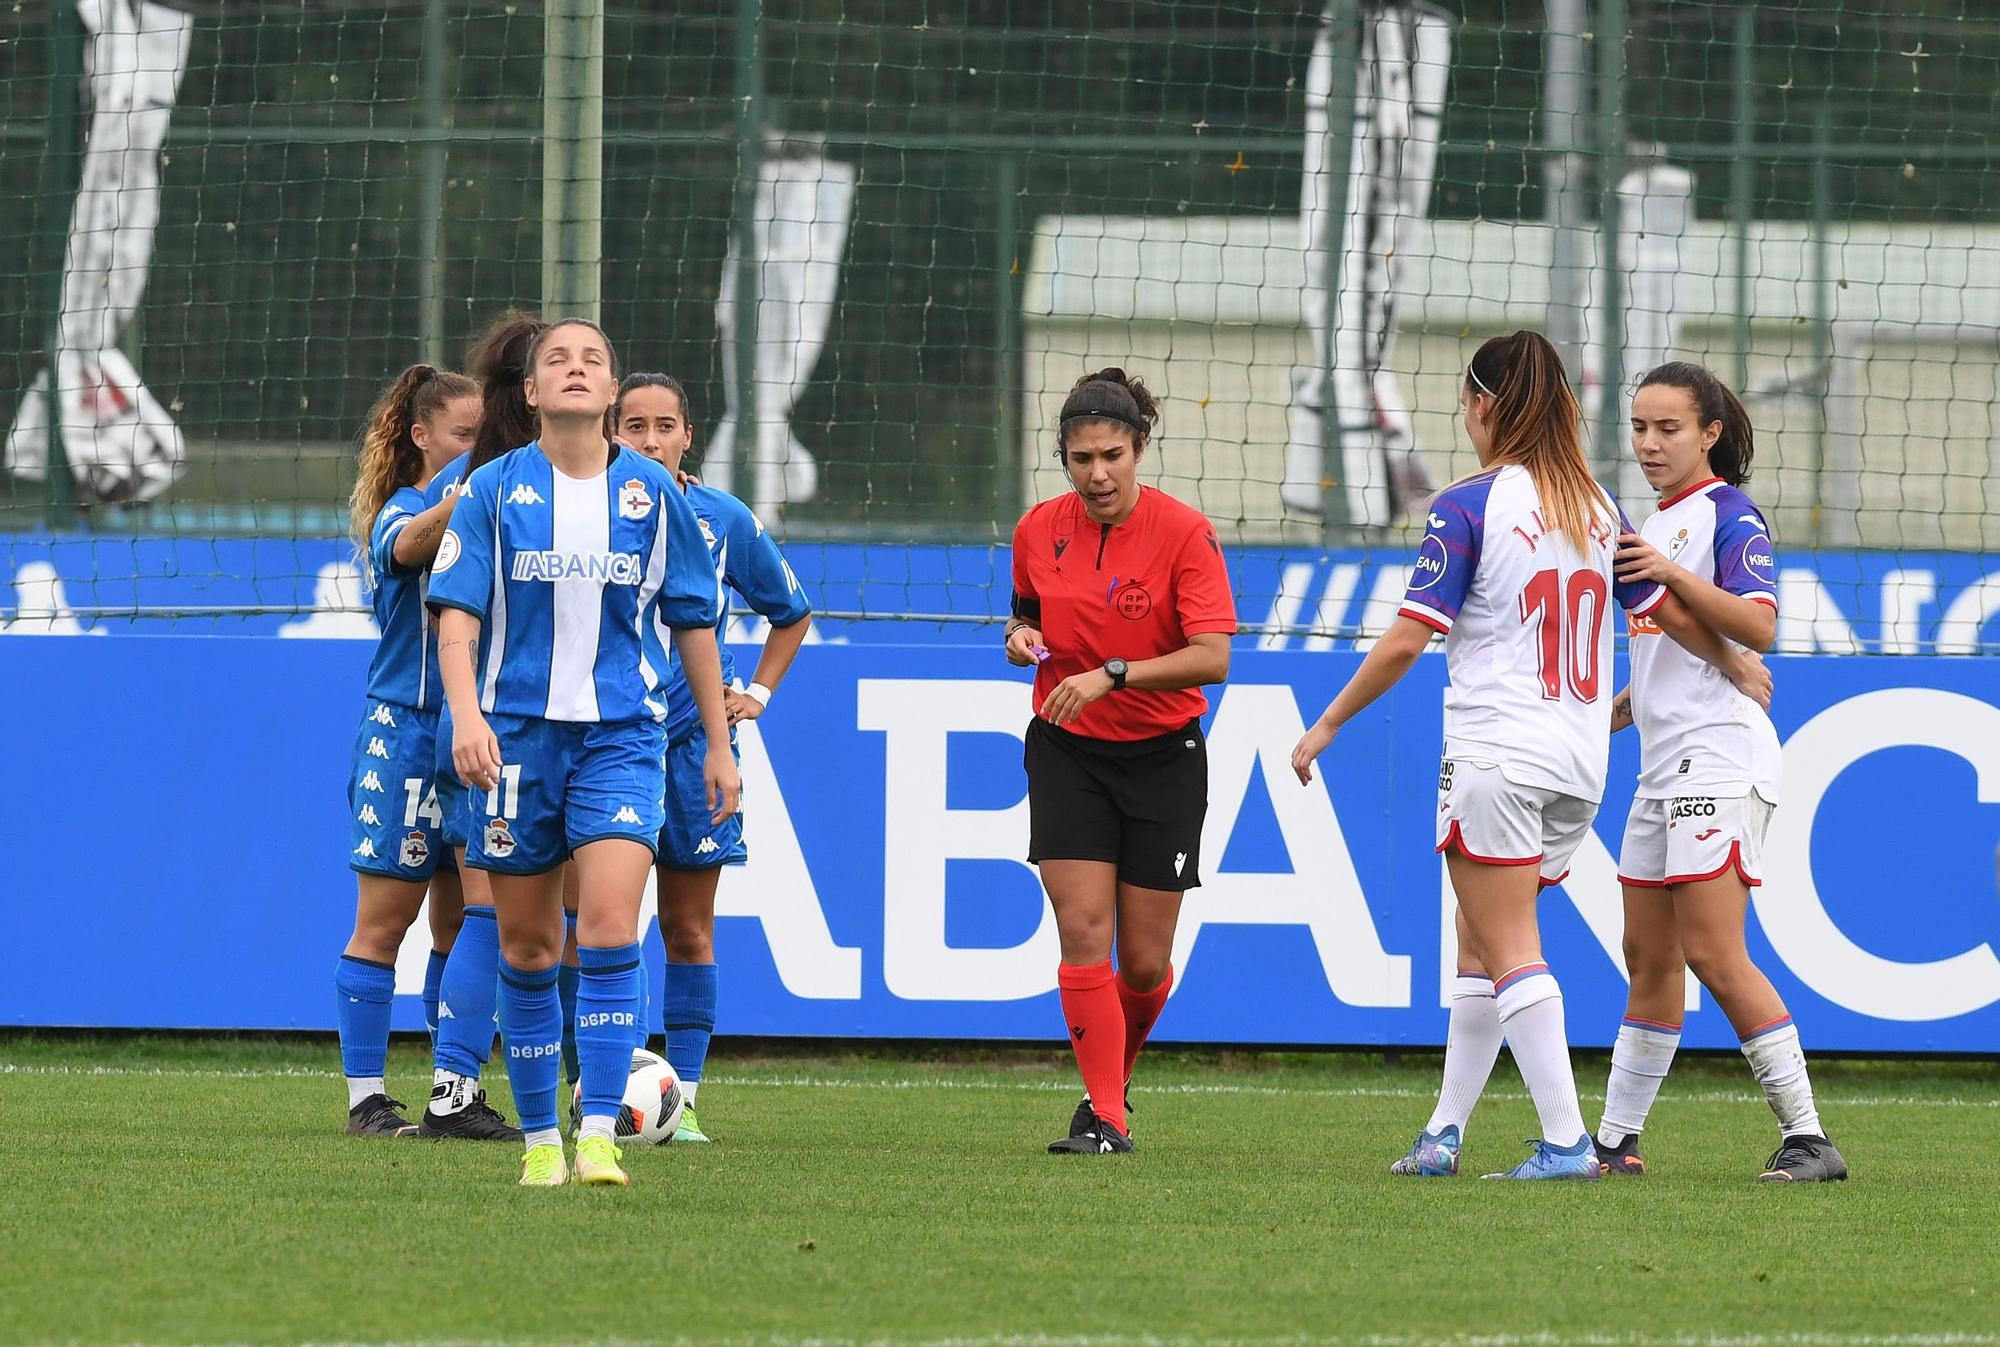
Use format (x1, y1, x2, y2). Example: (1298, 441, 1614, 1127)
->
(348, 699, 448, 881)
(464, 713, 668, 875)
(434, 700, 472, 850)
(658, 727, 747, 870)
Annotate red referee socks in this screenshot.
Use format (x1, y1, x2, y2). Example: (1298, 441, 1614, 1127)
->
(1056, 960, 1127, 1131)
(1116, 966, 1172, 1083)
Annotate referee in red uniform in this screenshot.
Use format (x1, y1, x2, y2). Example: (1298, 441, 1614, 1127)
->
(1006, 367, 1237, 1155)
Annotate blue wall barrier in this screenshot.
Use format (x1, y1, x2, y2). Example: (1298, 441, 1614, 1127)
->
(6, 536, 1999, 652)
(7, 635, 1998, 1051)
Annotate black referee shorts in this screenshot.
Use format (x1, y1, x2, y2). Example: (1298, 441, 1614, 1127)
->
(1024, 716, 1208, 892)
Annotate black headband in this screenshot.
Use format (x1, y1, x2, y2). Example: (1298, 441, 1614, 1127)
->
(1060, 406, 1142, 433)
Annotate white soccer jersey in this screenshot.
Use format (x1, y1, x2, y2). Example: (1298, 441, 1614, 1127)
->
(1627, 477, 1783, 801)
(1400, 464, 1666, 803)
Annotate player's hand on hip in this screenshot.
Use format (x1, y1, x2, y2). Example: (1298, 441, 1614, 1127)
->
(1615, 532, 1677, 586)
(1723, 648, 1774, 711)
(723, 688, 762, 725)
(1291, 721, 1338, 785)
(1039, 668, 1111, 725)
(703, 743, 742, 825)
(453, 712, 503, 792)
(1004, 624, 1047, 668)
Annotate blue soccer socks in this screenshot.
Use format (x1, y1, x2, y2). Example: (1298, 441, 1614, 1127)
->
(664, 961, 718, 1093)
(497, 958, 563, 1136)
(335, 955, 396, 1084)
(421, 948, 448, 1049)
(434, 906, 499, 1079)
(576, 942, 644, 1127)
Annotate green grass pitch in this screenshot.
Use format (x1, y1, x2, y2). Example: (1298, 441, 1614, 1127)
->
(3, 1034, 1996, 1347)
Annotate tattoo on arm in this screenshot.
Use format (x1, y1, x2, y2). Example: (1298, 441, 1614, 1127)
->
(409, 518, 444, 550)
(1613, 692, 1632, 720)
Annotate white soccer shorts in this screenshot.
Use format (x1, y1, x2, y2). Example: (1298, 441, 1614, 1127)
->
(1617, 790, 1773, 889)
(1434, 758, 1599, 887)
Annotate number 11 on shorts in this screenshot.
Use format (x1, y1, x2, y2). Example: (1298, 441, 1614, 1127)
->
(484, 762, 522, 818)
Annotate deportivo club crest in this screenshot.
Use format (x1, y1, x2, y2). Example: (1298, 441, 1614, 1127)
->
(619, 478, 653, 520)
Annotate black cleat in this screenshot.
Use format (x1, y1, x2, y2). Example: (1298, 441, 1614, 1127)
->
(345, 1093, 419, 1137)
(1759, 1134, 1848, 1183)
(418, 1088, 524, 1142)
(1068, 1090, 1135, 1139)
(1593, 1132, 1647, 1176)
(1048, 1116, 1134, 1155)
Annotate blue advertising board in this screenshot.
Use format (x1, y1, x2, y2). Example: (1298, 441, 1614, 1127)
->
(6, 634, 1997, 1052)
(4, 535, 1999, 653)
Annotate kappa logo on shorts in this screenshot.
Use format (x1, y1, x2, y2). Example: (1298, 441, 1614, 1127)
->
(359, 770, 384, 793)
(619, 477, 653, 520)
(483, 818, 517, 859)
(366, 737, 390, 759)
(612, 806, 642, 825)
(506, 483, 546, 506)
(357, 804, 382, 827)
(398, 830, 430, 868)
(354, 838, 379, 859)
(695, 837, 720, 855)
(369, 704, 397, 727)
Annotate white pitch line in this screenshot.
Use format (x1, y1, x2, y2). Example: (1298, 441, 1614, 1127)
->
(2, 1062, 1995, 1110)
(96, 1333, 2000, 1347)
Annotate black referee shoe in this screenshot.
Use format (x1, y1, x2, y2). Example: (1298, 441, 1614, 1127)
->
(1049, 1117, 1134, 1155)
(1759, 1134, 1848, 1183)
(1068, 1090, 1135, 1139)
(345, 1093, 419, 1138)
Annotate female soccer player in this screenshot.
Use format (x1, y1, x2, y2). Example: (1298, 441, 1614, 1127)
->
(1592, 361, 1846, 1183)
(416, 312, 545, 1141)
(336, 363, 479, 1136)
(617, 372, 813, 1142)
(1007, 367, 1236, 1156)
(430, 317, 740, 1187)
(1289, 331, 1770, 1180)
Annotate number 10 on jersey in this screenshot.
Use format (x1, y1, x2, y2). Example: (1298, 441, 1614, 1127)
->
(1519, 568, 1607, 702)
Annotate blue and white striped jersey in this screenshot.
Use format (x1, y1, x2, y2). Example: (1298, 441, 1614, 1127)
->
(427, 443, 723, 723)
(362, 485, 437, 709)
(661, 483, 812, 743)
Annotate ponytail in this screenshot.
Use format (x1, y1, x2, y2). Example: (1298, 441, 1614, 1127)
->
(466, 310, 546, 471)
(1636, 360, 1756, 486)
(1464, 330, 1608, 553)
(350, 363, 477, 556)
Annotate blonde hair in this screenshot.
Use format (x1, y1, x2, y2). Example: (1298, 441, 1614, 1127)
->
(350, 363, 477, 556)
(1464, 330, 1610, 553)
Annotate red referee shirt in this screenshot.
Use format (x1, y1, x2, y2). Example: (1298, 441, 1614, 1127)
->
(1010, 485, 1237, 741)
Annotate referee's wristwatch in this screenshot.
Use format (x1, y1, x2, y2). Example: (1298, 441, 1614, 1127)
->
(1104, 658, 1129, 691)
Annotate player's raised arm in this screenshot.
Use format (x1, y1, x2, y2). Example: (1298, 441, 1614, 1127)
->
(1291, 488, 1475, 785)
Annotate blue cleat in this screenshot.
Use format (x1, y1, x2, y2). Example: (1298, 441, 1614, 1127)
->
(1482, 1136, 1603, 1181)
(1389, 1124, 1462, 1176)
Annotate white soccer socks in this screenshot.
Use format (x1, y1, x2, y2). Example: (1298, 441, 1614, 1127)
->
(1740, 1017, 1824, 1138)
(1599, 1017, 1682, 1147)
(1425, 974, 1502, 1137)
(1494, 964, 1587, 1148)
